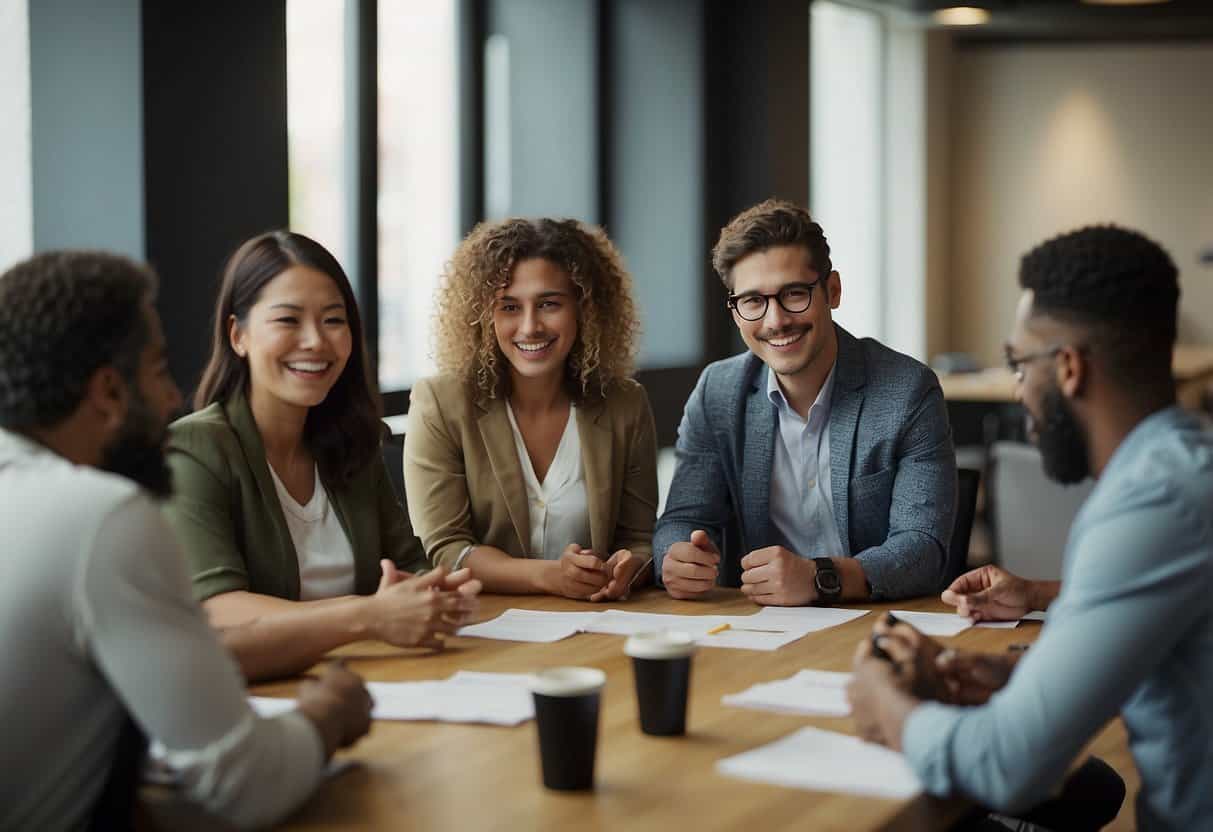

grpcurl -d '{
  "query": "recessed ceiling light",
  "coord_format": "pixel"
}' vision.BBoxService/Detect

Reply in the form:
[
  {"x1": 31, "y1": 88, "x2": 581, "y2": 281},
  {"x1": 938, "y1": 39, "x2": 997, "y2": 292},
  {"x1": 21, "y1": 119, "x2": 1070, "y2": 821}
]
[{"x1": 932, "y1": 6, "x2": 992, "y2": 25}]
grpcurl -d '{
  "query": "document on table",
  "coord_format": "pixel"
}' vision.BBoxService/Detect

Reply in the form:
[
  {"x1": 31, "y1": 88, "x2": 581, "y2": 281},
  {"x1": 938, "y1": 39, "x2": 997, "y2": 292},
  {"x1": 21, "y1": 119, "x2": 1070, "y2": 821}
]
[
  {"x1": 888, "y1": 610, "x2": 978, "y2": 636},
  {"x1": 889, "y1": 610, "x2": 1031, "y2": 635},
  {"x1": 248, "y1": 672, "x2": 536, "y2": 727},
  {"x1": 457, "y1": 608, "x2": 602, "y2": 642},
  {"x1": 458, "y1": 606, "x2": 868, "y2": 651},
  {"x1": 717, "y1": 726, "x2": 923, "y2": 800},
  {"x1": 746, "y1": 606, "x2": 870, "y2": 631},
  {"x1": 585, "y1": 609, "x2": 818, "y2": 651},
  {"x1": 722, "y1": 669, "x2": 852, "y2": 717}
]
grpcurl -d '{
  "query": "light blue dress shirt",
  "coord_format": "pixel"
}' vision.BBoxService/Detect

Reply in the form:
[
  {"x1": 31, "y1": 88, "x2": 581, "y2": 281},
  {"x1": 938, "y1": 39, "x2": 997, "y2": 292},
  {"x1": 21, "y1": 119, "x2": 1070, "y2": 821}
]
[
  {"x1": 902, "y1": 407, "x2": 1213, "y2": 830},
  {"x1": 766, "y1": 364, "x2": 846, "y2": 560}
]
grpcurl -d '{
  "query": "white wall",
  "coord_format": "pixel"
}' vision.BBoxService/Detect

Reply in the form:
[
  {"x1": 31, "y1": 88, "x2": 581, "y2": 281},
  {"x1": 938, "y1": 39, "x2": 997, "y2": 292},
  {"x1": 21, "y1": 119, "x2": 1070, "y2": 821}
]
[
  {"x1": 950, "y1": 42, "x2": 1213, "y2": 364},
  {"x1": 0, "y1": 0, "x2": 32, "y2": 269}
]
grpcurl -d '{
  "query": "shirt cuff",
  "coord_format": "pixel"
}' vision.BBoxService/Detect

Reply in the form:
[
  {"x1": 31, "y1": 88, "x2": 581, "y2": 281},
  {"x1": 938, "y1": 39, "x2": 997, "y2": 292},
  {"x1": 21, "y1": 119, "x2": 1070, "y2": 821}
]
[
  {"x1": 902, "y1": 701, "x2": 965, "y2": 798},
  {"x1": 453, "y1": 544, "x2": 476, "y2": 571}
]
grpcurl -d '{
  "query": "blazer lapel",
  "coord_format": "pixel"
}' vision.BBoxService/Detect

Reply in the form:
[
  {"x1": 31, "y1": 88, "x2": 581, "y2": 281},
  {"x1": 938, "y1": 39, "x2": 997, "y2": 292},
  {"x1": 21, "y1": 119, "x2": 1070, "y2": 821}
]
[
  {"x1": 477, "y1": 399, "x2": 531, "y2": 555},
  {"x1": 326, "y1": 476, "x2": 378, "y2": 594},
  {"x1": 741, "y1": 367, "x2": 776, "y2": 548},
  {"x1": 576, "y1": 398, "x2": 614, "y2": 556},
  {"x1": 828, "y1": 325, "x2": 866, "y2": 556},
  {"x1": 226, "y1": 392, "x2": 302, "y2": 599}
]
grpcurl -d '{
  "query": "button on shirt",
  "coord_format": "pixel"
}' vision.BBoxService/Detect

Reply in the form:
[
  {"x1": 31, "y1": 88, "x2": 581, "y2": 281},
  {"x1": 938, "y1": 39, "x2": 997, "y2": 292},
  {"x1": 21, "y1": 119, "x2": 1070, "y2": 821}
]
[
  {"x1": 506, "y1": 403, "x2": 592, "y2": 560},
  {"x1": 902, "y1": 407, "x2": 1213, "y2": 830},
  {"x1": 767, "y1": 364, "x2": 845, "y2": 560}
]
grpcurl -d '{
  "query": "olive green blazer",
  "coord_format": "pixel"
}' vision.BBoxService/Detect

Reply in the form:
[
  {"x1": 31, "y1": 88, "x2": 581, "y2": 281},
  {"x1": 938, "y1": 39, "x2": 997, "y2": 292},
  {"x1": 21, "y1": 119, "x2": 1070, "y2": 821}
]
[
  {"x1": 164, "y1": 393, "x2": 427, "y2": 603},
  {"x1": 403, "y1": 375, "x2": 658, "y2": 569}
]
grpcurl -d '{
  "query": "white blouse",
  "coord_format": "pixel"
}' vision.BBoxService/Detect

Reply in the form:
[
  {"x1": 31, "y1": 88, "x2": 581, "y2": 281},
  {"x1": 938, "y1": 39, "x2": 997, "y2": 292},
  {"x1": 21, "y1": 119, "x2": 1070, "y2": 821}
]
[
  {"x1": 505, "y1": 403, "x2": 592, "y2": 560},
  {"x1": 267, "y1": 462, "x2": 357, "y2": 600}
]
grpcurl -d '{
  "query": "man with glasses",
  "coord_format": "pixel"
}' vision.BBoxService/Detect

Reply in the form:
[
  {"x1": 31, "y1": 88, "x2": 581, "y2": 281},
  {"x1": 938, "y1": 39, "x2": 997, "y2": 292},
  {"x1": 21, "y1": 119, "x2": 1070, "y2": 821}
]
[
  {"x1": 847, "y1": 226, "x2": 1212, "y2": 830},
  {"x1": 654, "y1": 199, "x2": 956, "y2": 604}
]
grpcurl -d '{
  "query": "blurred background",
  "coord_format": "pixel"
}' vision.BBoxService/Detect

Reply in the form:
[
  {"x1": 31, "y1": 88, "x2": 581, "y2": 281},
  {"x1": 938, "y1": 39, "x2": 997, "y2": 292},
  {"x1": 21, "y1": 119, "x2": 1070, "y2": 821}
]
[{"x1": 4, "y1": 1, "x2": 1213, "y2": 542}]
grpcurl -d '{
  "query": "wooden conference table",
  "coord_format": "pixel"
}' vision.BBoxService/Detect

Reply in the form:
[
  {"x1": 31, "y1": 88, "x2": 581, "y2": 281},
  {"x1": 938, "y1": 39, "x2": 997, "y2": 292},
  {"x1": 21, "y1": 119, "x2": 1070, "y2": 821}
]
[{"x1": 191, "y1": 588, "x2": 1128, "y2": 832}]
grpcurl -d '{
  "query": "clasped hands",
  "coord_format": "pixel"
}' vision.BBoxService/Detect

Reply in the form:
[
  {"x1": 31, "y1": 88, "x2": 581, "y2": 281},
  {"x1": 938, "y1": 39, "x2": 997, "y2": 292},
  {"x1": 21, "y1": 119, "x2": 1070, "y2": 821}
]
[
  {"x1": 847, "y1": 563, "x2": 1040, "y2": 746},
  {"x1": 366, "y1": 559, "x2": 482, "y2": 649},
  {"x1": 545, "y1": 544, "x2": 649, "y2": 602},
  {"x1": 662, "y1": 530, "x2": 820, "y2": 605}
]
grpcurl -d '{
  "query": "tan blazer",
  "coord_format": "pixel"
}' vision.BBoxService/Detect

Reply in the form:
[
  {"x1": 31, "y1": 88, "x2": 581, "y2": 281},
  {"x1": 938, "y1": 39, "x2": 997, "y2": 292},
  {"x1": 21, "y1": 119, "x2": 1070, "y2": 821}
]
[{"x1": 404, "y1": 375, "x2": 658, "y2": 569}]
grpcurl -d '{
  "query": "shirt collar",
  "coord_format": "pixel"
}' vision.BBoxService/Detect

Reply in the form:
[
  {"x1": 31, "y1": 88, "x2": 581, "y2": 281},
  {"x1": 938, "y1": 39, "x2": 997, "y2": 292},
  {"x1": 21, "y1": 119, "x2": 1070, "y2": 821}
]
[
  {"x1": 766, "y1": 361, "x2": 838, "y2": 422},
  {"x1": 0, "y1": 427, "x2": 56, "y2": 468},
  {"x1": 1098, "y1": 405, "x2": 1188, "y2": 482}
]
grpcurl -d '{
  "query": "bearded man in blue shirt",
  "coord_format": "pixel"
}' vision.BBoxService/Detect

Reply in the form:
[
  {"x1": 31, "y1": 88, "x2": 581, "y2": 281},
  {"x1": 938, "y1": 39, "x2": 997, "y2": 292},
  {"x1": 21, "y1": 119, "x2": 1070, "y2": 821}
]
[{"x1": 847, "y1": 226, "x2": 1213, "y2": 831}]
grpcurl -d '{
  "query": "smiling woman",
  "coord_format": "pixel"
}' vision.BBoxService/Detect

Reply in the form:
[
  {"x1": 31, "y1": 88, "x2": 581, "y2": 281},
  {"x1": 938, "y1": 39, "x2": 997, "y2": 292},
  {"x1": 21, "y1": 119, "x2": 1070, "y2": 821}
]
[
  {"x1": 162, "y1": 231, "x2": 481, "y2": 683},
  {"x1": 404, "y1": 218, "x2": 659, "y2": 604}
]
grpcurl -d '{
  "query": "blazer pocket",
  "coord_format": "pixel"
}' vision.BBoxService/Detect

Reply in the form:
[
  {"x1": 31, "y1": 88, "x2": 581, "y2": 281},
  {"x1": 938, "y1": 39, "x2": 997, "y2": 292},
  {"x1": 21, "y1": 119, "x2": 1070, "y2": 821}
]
[{"x1": 849, "y1": 466, "x2": 895, "y2": 550}]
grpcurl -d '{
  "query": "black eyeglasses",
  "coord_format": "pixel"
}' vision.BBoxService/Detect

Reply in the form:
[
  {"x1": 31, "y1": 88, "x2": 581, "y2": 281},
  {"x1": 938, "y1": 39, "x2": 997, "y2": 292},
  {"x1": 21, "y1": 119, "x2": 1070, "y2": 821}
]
[
  {"x1": 727, "y1": 278, "x2": 824, "y2": 322},
  {"x1": 1003, "y1": 344, "x2": 1066, "y2": 382}
]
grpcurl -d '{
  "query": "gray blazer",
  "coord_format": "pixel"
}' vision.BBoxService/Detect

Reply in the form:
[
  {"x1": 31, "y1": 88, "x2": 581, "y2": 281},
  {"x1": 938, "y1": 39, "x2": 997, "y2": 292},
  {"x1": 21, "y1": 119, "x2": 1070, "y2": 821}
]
[{"x1": 653, "y1": 325, "x2": 956, "y2": 600}]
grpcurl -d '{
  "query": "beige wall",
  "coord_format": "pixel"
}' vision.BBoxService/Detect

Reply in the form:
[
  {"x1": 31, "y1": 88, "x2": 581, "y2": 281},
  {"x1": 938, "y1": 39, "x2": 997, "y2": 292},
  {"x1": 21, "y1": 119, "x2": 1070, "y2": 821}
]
[{"x1": 948, "y1": 42, "x2": 1213, "y2": 366}]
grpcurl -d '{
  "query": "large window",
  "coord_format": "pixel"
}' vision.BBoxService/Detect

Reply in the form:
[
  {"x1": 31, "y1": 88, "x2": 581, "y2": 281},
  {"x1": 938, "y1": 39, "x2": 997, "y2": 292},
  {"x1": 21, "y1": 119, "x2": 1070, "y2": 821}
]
[
  {"x1": 286, "y1": 1, "x2": 349, "y2": 269},
  {"x1": 378, "y1": 1, "x2": 461, "y2": 390},
  {"x1": 288, "y1": 0, "x2": 461, "y2": 395},
  {"x1": 810, "y1": 0, "x2": 884, "y2": 340}
]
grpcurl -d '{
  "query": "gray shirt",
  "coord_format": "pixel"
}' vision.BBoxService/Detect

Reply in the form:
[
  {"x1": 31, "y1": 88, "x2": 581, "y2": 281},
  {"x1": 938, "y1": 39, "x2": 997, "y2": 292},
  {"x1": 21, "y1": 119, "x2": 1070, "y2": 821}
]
[
  {"x1": 0, "y1": 430, "x2": 325, "y2": 830},
  {"x1": 766, "y1": 364, "x2": 845, "y2": 560},
  {"x1": 902, "y1": 407, "x2": 1213, "y2": 830}
]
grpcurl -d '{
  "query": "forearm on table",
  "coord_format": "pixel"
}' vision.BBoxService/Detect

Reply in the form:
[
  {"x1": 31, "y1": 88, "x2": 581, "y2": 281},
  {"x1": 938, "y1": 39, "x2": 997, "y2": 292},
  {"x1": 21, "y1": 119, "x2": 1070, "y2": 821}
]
[
  {"x1": 830, "y1": 556, "x2": 871, "y2": 602},
  {"x1": 207, "y1": 592, "x2": 374, "y2": 682},
  {"x1": 463, "y1": 546, "x2": 555, "y2": 594},
  {"x1": 854, "y1": 533, "x2": 947, "y2": 600}
]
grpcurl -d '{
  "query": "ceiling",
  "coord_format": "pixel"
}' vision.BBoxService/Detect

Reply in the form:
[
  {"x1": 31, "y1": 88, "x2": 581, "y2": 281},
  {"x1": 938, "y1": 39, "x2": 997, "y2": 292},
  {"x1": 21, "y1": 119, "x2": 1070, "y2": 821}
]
[{"x1": 859, "y1": 0, "x2": 1213, "y2": 39}]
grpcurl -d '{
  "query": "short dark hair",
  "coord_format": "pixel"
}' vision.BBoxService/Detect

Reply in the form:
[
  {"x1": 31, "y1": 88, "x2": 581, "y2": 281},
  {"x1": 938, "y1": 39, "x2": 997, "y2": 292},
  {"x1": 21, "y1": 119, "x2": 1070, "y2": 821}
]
[
  {"x1": 712, "y1": 199, "x2": 833, "y2": 290},
  {"x1": 1019, "y1": 225, "x2": 1180, "y2": 392},
  {"x1": 194, "y1": 231, "x2": 382, "y2": 488},
  {"x1": 0, "y1": 250, "x2": 155, "y2": 430}
]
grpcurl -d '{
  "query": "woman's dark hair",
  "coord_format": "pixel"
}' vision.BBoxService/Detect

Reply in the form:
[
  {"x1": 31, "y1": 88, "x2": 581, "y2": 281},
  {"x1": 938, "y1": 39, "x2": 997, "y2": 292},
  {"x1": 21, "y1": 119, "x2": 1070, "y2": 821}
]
[{"x1": 195, "y1": 231, "x2": 383, "y2": 487}]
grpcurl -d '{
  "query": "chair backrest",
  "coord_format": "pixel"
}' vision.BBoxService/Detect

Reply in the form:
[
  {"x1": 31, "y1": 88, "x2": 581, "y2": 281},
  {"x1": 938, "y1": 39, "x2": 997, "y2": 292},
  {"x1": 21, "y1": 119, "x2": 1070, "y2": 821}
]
[
  {"x1": 989, "y1": 441, "x2": 1094, "y2": 581},
  {"x1": 381, "y1": 438, "x2": 406, "y2": 505},
  {"x1": 945, "y1": 468, "x2": 981, "y2": 585}
]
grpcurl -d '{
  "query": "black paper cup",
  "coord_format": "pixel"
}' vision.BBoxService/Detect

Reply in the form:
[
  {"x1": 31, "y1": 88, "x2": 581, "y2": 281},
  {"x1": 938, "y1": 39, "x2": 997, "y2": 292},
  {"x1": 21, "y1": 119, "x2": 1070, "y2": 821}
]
[
  {"x1": 530, "y1": 667, "x2": 606, "y2": 790},
  {"x1": 625, "y1": 630, "x2": 696, "y2": 736}
]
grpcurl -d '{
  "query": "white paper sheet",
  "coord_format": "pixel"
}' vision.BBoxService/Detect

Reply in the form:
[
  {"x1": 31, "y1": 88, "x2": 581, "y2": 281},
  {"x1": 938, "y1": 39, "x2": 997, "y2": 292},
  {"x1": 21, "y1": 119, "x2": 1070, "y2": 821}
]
[
  {"x1": 716, "y1": 726, "x2": 922, "y2": 799},
  {"x1": 248, "y1": 672, "x2": 536, "y2": 727},
  {"x1": 747, "y1": 606, "x2": 871, "y2": 631},
  {"x1": 456, "y1": 608, "x2": 601, "y2": 642},
  {"x1": 584, "y1": 609, "x2": 817, "y2": 651},
  {"x1": 722, "y1": 669, "x2": 853, "y2": 717},
  {"x1": 1022, "y1": 610, "x2": 1047, "y2": 621},
  {"x1": 248, "y1": 696, "x2": 297, "y2": 718},
  {"x1": 974, "y1": 619, "x2": 1020, "y2": 629},
  {"x1": 582, "y1": 609, "x2": 738, "y2": 637},
  {"x1": 887, "y1": 610, "x2": 977, "y2": 636}
]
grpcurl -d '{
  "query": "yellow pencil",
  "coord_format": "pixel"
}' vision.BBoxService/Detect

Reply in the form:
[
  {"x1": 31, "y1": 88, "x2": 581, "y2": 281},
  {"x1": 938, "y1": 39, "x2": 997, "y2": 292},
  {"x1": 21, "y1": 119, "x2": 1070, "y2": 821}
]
[{"x1": 706, "y1": 623, "x2": 731, "y2": 635}]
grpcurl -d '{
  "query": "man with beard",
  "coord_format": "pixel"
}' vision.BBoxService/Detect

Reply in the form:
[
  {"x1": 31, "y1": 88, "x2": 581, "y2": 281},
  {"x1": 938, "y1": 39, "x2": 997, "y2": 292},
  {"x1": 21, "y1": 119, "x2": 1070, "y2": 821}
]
[
  {"x1": 655, "y1": 199, "x2": 956, "y2": 604},
  {"x1": 846, "y1": 226, "x2": 1213, "y2": 830},
  {"x1": 0, "y1": 251, "x2": 373, "y2": 829}
]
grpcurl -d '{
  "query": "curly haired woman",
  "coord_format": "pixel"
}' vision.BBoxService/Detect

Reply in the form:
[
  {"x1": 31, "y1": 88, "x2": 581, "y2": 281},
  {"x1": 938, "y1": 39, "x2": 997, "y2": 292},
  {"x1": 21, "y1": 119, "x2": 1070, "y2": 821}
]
[{"x1": 404, "y1": 217, "x2": 658, "y2": 600}]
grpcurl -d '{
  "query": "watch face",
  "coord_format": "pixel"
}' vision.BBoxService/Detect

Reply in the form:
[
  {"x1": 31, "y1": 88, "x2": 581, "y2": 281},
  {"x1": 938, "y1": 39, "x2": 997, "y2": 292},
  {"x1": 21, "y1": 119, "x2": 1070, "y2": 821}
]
[{"x1": 816, "y1": 570, "x2": 842, "y2": 593}]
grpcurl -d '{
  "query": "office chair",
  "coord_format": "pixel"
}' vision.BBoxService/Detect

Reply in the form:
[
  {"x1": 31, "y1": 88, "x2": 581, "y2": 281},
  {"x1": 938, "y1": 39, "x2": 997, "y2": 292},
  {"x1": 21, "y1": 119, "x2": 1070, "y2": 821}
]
[{"x1": 945, "y1": 468, "x2": 981, "y2": 586}]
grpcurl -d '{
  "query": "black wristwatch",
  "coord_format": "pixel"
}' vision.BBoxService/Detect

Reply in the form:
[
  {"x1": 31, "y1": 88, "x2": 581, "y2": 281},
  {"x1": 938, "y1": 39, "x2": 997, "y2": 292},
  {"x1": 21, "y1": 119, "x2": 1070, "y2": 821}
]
[{"x1": 812, "y1": 557, "x2": 842, "y2": 604}]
